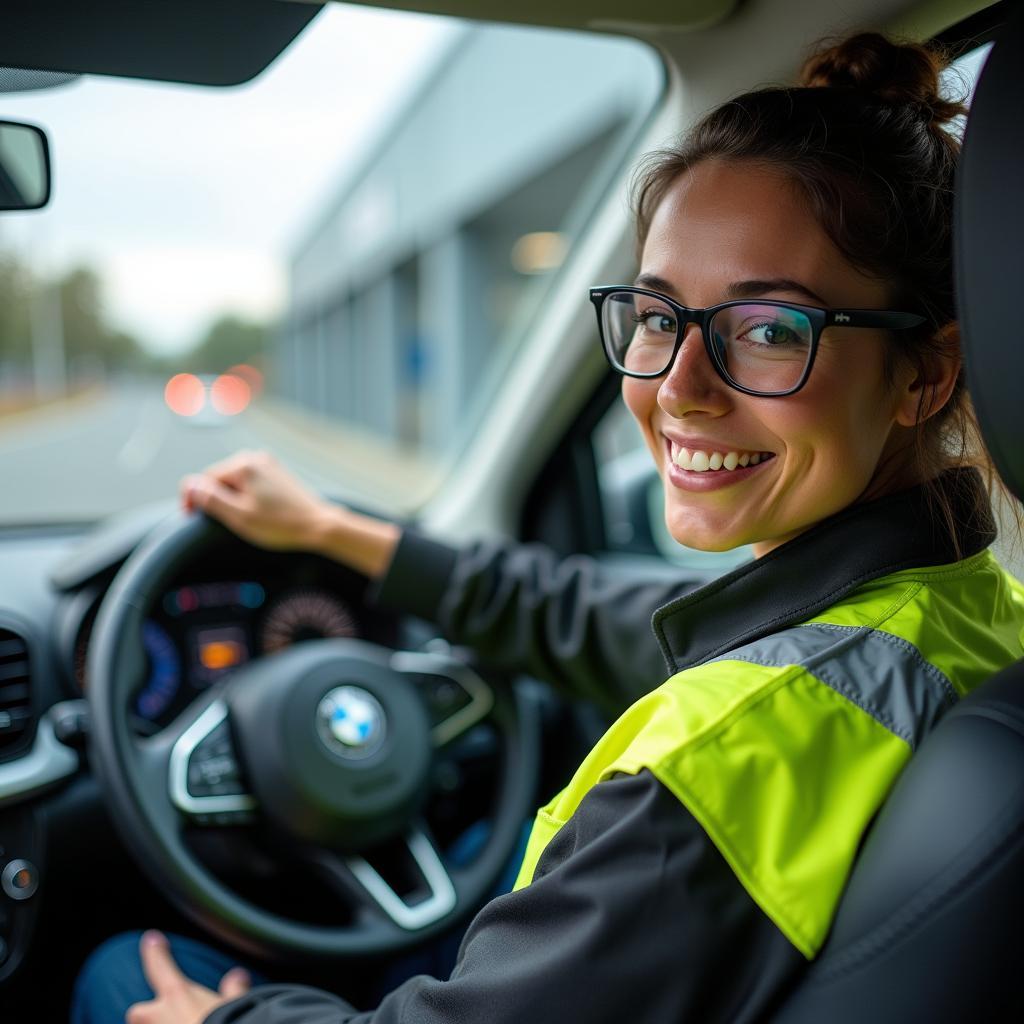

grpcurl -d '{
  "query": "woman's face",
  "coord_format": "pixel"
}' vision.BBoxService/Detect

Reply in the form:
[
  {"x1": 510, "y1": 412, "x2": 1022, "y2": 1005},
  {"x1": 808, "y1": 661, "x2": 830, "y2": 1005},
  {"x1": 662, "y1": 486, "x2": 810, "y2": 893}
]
[{"x1": 623, "y1": 160, "x2": 918, "y2": 557}]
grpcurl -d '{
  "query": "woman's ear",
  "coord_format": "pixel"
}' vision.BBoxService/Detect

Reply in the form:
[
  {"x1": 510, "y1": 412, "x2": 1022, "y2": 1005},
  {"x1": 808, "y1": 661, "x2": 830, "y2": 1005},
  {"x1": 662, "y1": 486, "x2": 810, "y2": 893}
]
[{"x1": 893, "y1": 322, "x2": 962, "y2": 427}]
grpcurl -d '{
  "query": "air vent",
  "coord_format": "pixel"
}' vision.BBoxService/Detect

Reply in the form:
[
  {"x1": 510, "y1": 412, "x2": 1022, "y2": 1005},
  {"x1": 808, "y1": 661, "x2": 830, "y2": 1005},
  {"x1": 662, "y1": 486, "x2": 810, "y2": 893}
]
[{"x1": 0, "y1": 629, "x2": 33, "y2": 761}]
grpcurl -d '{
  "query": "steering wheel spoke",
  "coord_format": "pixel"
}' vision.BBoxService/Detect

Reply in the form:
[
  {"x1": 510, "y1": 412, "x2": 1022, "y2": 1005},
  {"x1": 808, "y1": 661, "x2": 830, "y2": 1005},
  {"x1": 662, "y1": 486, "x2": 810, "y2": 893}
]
[
  {"x1": 312, "y1": 826, "x2": 458, "y2": 932},
  {"x1": 391, "y1": 650, "x2": 495, "y2": 749},
  {"x1": 161, "y1": 695, "x2": 257, "y2": 826}
]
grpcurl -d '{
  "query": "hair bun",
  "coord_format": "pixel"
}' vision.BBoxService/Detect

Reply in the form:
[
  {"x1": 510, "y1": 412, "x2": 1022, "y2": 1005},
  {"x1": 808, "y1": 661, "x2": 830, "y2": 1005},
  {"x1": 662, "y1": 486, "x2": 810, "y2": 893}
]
[{"x1": 799, "y1": 32, "x2": 966, "y2": 129}]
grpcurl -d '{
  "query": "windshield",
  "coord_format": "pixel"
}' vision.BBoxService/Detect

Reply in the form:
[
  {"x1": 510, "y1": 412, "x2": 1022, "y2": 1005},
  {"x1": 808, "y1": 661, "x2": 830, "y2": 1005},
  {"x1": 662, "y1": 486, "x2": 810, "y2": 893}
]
[{"x1": 0, "y1": 5, "x2": 662, "y2": 524}]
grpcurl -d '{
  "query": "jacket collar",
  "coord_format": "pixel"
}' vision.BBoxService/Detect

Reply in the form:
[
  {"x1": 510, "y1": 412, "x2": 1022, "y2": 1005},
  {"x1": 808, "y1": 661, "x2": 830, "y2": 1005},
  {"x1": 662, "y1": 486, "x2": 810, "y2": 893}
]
[{"x1": 651, "y1": 468, "x2": 995, "y2": 674}]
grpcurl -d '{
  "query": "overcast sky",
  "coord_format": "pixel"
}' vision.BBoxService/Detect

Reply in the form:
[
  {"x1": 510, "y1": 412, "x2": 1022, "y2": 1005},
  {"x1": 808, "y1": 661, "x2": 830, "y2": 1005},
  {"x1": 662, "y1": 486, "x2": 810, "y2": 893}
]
[{"x1": 0, "y1": 4, "x2": 456, "y2": 356}]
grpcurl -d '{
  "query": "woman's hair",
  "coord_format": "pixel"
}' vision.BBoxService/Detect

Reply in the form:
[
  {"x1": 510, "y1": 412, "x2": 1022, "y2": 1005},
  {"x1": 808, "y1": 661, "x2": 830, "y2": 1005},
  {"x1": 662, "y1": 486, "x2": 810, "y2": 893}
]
[{"x1": 632, "y1": 32, "x2": 1018, "y2": 555}]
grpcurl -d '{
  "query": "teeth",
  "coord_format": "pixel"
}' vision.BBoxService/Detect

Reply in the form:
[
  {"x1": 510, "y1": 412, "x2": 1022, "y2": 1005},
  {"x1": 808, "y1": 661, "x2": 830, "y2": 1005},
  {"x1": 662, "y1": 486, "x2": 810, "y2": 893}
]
[
  {"x1": 671, "y1": 444, "x2": 770, "y2": 473},
  {"x1": 673, "y1": 447, "x2": 692, "y2": 470}
]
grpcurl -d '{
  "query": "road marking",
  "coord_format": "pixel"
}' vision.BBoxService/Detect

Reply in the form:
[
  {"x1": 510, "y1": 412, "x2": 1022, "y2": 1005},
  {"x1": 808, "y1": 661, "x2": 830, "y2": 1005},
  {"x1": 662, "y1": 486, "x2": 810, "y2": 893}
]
[{"x1": 117, "y1": 399, "x2": 170, "y2": 473}]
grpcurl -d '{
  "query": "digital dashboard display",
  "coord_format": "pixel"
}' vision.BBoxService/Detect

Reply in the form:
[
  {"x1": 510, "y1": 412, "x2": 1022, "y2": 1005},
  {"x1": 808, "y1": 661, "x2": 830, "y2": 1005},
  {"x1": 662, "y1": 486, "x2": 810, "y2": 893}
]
[{"x1": 191, "y1": 625, "x2": 250, "y2": 686}]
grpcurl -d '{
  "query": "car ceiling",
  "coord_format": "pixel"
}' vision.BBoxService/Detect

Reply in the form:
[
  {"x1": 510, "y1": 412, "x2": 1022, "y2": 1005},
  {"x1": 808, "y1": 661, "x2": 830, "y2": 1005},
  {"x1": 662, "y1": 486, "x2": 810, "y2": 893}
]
[
  {"x1": 0, "y1": 0, "x2": 738, "y2": 87},
  {"x1": 0, "y1": 0, "x2": 998, "y2": 91}
]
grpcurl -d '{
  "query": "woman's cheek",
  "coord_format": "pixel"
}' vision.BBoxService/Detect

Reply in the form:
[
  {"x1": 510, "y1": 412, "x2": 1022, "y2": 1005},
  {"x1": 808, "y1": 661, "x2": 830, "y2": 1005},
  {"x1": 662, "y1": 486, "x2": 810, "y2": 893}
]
[{"x1": 620, "y1": 379, "x2": 661, "y2": 460}]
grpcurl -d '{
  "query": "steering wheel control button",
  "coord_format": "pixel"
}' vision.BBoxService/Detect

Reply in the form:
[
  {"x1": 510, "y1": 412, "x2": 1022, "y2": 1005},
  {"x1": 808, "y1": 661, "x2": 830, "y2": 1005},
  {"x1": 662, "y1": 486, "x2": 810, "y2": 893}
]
[
  {"x1": 390, "y1": 651, "x2": 495, "y2": 747},
  {"x1": 169, "y1": 700, "x2": 257, "y2": 818},
  {"x1": 187, "y1": 720, "x2": 247, "y2": 797},
  {"x1": 1, "y1": 860, "x2": 38, "y2": 900},
  {"x1": 420, "y1": 675, "x2": 474, "y2": 724},
  {"x1": 316, "y1": 686, "x2": 386, "y2": 760}
]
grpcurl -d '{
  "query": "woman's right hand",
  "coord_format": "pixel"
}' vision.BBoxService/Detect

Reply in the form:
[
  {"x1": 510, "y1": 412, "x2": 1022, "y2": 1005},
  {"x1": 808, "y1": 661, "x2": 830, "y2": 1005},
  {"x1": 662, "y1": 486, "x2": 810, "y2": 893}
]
[
  {"x1": 179, "y1": 449, "x2": 402, "y2": 579},
  {"x1": 180, "y1": 449, "x2": 336, "y2": 553}
]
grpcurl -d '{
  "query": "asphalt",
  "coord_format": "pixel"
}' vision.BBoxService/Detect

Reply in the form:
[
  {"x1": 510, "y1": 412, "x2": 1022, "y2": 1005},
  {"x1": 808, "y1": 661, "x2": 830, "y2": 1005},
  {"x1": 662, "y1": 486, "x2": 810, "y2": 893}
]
[{"x1": 0, "y1": 381, "x2": 440, "y2": 525}]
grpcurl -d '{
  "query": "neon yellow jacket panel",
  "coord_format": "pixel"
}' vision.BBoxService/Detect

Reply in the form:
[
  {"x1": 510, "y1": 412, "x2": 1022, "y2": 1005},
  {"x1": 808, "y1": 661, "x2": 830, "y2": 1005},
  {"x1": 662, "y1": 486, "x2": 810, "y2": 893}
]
[{"x1": 514, "y1": 549, "x2": 1024, "y2": 959}]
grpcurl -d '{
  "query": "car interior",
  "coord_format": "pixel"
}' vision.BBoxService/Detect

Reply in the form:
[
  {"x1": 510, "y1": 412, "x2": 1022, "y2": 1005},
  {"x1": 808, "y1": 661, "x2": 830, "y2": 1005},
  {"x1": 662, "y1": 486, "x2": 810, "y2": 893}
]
[{"x1": 0, "y1": 0, "x2": 1020, "y2": 1020}]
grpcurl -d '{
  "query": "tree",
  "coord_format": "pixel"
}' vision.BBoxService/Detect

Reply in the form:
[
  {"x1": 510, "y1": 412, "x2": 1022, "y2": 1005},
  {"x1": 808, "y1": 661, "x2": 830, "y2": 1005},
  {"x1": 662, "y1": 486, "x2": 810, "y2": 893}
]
[
  {"x1": 0, "y1": 251, "x2": 33, "y2": 364},
  {"x1": 182, "y1": 314, "x2": 270, "y2": 374},
  {"x1": 57, "y1": 265, "x2": 147, "y2": 370}
]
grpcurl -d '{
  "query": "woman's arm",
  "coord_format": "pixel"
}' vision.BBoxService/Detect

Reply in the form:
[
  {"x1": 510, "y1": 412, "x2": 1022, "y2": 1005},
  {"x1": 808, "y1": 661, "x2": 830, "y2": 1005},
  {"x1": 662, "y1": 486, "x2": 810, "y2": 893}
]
[
  {"x1": 372, "y1": 530, "x2": 700, "y2": 714},
  {"x1": 182, "y1": 451, "x2": 700, "y2": 714}
]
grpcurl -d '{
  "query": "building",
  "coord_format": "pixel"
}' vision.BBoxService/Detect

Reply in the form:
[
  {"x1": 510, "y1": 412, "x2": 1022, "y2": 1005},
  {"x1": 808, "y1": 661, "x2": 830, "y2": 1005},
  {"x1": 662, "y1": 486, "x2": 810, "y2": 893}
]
[{"x1": 279, "y1": 22, "x2": 662, "y2": 457}]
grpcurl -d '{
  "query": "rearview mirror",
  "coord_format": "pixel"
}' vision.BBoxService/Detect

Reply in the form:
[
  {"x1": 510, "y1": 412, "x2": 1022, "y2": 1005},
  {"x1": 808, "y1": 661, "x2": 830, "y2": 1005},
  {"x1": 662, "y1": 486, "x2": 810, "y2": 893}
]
[{"x1": 0, "y1": 120, "x2": 51, "y2": 210}]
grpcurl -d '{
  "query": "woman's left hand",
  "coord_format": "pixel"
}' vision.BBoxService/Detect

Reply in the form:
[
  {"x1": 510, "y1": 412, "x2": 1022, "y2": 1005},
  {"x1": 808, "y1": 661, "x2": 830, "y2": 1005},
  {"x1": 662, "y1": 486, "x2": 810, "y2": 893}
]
[{"x1": 125, "y1": 931, "x2": 251, "y2": 1024}]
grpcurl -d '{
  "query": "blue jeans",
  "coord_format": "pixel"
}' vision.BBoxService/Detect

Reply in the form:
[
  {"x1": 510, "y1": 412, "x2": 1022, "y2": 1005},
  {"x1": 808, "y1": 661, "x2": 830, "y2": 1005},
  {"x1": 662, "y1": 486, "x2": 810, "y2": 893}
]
[
  {"x1": 71, "y1": 821, "x2": 529, "y2": 1024},
  {"x1": 71, "y1": 931, "x2": 268, "y2": 1024}
]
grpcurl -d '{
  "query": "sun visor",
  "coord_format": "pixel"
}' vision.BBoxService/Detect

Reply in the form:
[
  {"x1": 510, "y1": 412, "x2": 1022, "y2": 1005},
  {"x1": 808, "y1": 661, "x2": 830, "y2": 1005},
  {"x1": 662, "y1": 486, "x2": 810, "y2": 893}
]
[
  {"x1": 0, "y1": 0, "x2": 322, "y2": 87},
  {"x1": 956, "y1": 3, "x2": 1024, "y2": 503}
]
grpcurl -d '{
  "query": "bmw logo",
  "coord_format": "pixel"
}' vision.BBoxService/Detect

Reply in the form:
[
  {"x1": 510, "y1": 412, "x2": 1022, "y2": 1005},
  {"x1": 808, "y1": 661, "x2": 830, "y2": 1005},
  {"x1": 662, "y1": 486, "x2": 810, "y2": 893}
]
[{"x1": 316, "y1": 686, "x2": 386, "y2": 760}]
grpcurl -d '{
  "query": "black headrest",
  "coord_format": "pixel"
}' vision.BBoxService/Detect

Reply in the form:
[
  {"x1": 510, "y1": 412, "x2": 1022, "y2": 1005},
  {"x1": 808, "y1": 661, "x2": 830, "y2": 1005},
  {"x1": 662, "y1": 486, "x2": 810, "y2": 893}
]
[{"x1": 956, "y1": 3, "x2": 1024, "y2": 504}]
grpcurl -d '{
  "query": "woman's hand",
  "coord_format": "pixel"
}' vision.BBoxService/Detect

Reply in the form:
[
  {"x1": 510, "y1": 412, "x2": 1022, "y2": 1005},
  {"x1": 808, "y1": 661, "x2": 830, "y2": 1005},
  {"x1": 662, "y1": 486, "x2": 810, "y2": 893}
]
[
  {"x1": 180, "y1": 449, "x2": 402, "y2": 579},
  {"x1": 125, "y1": 931, "x2": 249, "y2": 1024},
  {"x1": 180, "y1": 450, "x2": 335, "y2": 553}
]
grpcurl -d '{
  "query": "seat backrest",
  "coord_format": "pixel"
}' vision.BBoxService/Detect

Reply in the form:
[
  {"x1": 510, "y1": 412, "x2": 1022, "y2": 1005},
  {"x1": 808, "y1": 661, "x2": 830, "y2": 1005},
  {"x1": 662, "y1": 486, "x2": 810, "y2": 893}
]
[{"x1": 773, "y1": 8, "x2": 1024, "y2": 1021}]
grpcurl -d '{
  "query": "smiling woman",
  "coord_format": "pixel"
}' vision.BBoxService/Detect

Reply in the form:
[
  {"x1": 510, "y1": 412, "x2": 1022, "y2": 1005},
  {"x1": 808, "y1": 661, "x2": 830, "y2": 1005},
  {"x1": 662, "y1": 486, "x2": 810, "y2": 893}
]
[
  {"x1": 72, "y1": 27, "x2": 1024, "y2": 1024},
  {"x1": 620, "y1": 159, "x2": 953, "y2": 555}
]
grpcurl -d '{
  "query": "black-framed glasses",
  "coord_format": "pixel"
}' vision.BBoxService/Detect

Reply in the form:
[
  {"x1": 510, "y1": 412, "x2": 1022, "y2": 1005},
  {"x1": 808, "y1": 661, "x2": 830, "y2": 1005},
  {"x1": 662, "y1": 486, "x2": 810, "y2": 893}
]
[{"x1": 590, "y1": 285, "x2": 927, "y2": 397}]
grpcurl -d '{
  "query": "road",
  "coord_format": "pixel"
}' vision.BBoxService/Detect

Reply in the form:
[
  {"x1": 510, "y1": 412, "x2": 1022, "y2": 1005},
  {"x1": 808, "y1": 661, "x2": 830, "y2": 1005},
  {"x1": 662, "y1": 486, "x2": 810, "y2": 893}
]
[{"x1": 0, "y1": 381, "x2": 440, "y2": 524}]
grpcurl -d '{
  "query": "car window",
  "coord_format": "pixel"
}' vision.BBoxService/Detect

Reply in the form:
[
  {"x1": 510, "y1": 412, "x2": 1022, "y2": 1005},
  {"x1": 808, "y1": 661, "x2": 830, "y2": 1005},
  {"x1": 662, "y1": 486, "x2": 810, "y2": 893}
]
[{"x1": 0, "y1": 5, "x2": 662, "y2": 524}]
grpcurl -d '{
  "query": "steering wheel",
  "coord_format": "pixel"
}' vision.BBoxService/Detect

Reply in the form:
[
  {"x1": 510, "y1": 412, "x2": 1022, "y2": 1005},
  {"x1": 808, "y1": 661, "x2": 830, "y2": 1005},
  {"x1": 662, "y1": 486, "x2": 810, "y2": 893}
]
[{"x1": 86, "y1": 511, "x2": 541, "y2": 959}]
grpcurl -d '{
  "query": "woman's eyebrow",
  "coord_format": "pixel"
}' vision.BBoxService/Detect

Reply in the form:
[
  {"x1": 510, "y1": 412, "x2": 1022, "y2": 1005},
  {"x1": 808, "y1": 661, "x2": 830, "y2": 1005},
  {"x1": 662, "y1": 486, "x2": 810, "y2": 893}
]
[
  {"x1": 633, "y1": 273, "x2": 677, "y2": 294},
  {"x1": 633, "y1": 274, "x2": 829, "y2": 307},
  {"x1": 725, "y1": 278, "x2": 828, "y2": 305}
]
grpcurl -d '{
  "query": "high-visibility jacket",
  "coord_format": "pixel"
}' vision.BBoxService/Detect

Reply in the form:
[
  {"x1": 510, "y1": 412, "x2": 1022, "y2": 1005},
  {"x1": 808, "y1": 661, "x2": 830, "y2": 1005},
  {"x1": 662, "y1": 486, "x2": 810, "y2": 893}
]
[{"x1": 513, "y1": 542, "x2": 1024, "y2": 957}]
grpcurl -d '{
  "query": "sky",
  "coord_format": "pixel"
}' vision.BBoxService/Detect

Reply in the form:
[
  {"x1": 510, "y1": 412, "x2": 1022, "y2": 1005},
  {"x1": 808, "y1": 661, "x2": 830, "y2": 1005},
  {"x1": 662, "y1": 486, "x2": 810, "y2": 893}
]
[{"x1": 0, "y1": 4, "x2": 456, "y2": 356}]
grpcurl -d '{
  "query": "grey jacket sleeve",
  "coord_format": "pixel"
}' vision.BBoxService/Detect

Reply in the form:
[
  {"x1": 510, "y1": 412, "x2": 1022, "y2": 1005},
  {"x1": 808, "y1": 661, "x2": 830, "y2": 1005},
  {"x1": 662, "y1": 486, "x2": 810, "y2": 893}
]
[
  {"x1": 369, "y1": 531, "x2": 705, "y2": 716},
  {"x1": 203, "y1": 770, "x2": 804, "y2": 1024}
]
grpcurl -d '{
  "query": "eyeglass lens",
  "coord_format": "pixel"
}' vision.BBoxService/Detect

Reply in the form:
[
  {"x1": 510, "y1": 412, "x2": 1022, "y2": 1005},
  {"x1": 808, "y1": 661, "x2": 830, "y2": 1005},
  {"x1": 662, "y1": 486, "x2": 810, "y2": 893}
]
[{"x1": 602, "y1": 291, "x2": 813, "y2": 392}]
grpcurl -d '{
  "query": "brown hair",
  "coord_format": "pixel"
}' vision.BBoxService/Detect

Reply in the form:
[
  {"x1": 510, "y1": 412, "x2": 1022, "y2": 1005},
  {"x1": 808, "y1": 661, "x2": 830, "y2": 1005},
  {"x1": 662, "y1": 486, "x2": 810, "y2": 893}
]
[{"x1": 632, "y1": 32, "x2": 1019, "y2": 556}]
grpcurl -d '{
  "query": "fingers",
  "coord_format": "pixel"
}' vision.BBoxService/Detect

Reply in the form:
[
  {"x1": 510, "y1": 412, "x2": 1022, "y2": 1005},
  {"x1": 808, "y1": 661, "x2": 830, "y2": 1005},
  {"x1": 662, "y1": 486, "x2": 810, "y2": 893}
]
[
  {"x1": 138, "y1": 930, "x2": 185, "y2": 997},
  {"x1": 203, "y1": 449, "x2": 272, "y2": 490},
  {"x1": 218, "y1": 967, "x2": 251, "y2": 1000},
  {"x1": 184, "y1": 476, "x2": 251, "y2": 530},
  {"x1": 179, "y1": 450, "x2": 274, "y2": 513},
  {"x1": 125, "y1": 1002, "x2": 149, "y2": 1024}
]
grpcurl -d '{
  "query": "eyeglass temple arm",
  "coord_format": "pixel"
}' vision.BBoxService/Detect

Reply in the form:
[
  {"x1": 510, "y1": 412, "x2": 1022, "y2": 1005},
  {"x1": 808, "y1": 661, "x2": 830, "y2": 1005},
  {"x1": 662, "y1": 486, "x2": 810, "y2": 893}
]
[{"x1": 828, "y1": 310, "x2": 926, "y2": 330}]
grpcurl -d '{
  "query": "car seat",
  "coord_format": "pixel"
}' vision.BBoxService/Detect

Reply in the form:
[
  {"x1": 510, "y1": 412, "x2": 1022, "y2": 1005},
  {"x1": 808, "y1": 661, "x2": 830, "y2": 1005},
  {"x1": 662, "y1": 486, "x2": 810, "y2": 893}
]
[{"x1": 771, "y1": 7, "x2": 1024, "y2": 1021}]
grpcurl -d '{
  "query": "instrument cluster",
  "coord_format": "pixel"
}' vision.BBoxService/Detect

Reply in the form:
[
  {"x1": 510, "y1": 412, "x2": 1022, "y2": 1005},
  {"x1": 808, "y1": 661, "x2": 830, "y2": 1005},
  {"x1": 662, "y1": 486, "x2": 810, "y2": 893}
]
[{"x1": 70, "y1": 576, "x2": 363, "y2": 731}]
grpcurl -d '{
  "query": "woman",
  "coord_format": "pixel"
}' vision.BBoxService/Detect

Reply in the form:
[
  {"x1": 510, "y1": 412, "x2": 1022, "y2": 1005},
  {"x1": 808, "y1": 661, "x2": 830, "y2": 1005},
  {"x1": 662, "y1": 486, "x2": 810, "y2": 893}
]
[{"x1": 74, "y1": 31, "x2": 1024, "y2": 1024}]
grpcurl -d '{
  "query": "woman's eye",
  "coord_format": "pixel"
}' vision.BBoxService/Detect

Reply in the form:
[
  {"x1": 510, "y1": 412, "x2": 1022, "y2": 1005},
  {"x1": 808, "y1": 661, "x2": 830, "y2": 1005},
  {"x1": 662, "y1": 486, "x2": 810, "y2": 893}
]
[
  {"x1": 632, "y1": 308, "x2": 676, "y2": 336},
  {"x1": 740, "y1": 320, "x2": 800, "y2": 346}
]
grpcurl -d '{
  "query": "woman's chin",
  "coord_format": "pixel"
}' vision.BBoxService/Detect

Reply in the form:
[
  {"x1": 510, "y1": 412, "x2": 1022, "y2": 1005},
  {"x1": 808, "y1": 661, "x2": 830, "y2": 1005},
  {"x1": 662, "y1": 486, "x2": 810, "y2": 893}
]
[{"x1": 664, "y1": 515, "x2": 751, "y2": 553}]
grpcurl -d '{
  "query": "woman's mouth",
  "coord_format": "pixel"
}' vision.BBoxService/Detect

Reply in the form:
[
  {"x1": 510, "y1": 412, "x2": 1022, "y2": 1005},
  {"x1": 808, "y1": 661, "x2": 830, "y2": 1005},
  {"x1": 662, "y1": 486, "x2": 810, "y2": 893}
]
[{"x1": 667, "y1": 440, "x2": 775, "y2": 474}]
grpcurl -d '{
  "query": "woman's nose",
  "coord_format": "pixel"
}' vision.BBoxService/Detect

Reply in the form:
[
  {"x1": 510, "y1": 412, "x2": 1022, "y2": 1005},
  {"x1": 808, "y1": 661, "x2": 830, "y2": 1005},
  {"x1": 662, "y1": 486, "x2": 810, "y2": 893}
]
[{"x1": 657, "y1": 325, "x2": 730, "y2": 416}]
